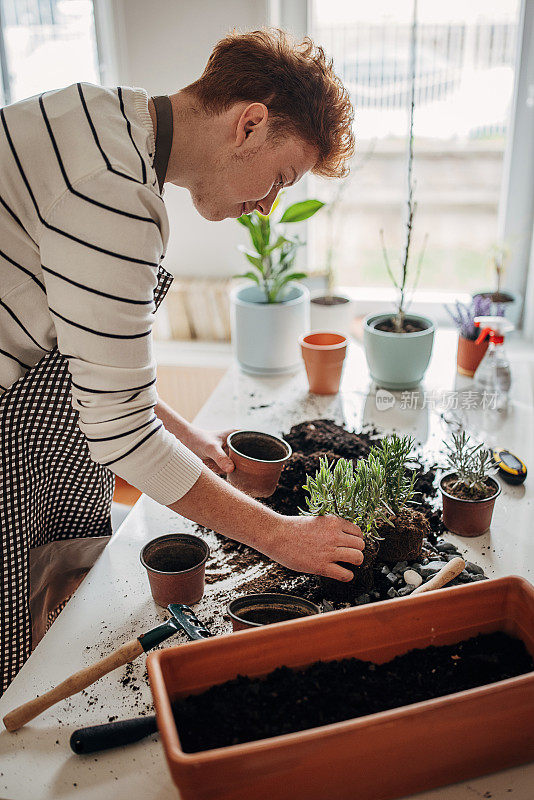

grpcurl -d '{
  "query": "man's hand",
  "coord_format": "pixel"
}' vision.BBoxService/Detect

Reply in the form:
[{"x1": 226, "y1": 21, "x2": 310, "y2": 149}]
[
  {"x1": 265, "y1": 515, "x2": 365, "y2": 581},
  {"x1": 180, "y1": 425, "x2": 236, "y2": 474}
]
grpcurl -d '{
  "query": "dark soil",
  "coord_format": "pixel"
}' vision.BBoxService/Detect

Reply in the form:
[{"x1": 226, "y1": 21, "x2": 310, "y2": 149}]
[
  {"x1": 377, "y1": 508, "x2": 428, "y2": 563},
  {"x1": 173, "y1": 631, "x2": 533, "y2": 753},
  {"x1": 311, "y1": 295, "x2": 350, "y2": 306},
  {"x1": 321, "y1": 537, "x2": 380, "y2": 598},
  {"x1": 230, "y1": 431, "x2": 288, "y2": 461},
  {"x1": 375, "y1": 317, "x2": 428, "y2": 334},
  {"x1": 442, "y1": 475, "x2": 498, "y2": 501},
  {"x1": 144, "y1": 543, "x2": 203, "y2": 573},
  {"x1": 238, "y1": 607, "x2": 309, "y2": 625}
]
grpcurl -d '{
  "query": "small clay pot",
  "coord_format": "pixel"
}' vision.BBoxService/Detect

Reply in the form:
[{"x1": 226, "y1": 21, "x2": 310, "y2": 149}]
[
  {"x1": 140, "y1": 534, "x2": 209, "y2": 607},
  {"x1": 377, "y1": 509, "x2": 429, "y2": 563},
  {"x1": 321, "y1": 537, "x2": 379, "y2": 599},
  {"x1": 456, "y1": 334, "x2": 488, "y2": 377},
  {"x1": 227, "y1": 430, "x2": 291, "y2": 498},
  {"x1": 300, "y1": 332, "x2": 347, "y2": 394},
  {"x1": 228, "y1": 593, "x2": 321, "y2": 631},
  {"x1": 440, "y1": 473, "x2": 501, "y2": 537}
]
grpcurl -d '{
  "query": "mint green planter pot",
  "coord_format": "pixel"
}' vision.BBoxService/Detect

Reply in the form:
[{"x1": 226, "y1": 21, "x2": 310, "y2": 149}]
[{"x1": 363, "y1": 313, "x2": 435, "y2": 390}]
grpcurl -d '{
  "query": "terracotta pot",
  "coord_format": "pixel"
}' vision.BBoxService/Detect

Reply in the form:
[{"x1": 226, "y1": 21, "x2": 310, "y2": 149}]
[
  {"x1": 140, "y1": 534, "x2": 209, "y2": 607},
  {"x1": 456, "y1": 334, "x2": 488, "y2": 377},
  {"x1": 148, "y1": 576, "x2": 534, "y2": 800},
  {"x1": 440, "y1": 473, "x2": 501, "y2": 537},
  {"x1": 227, "y1": 430, "x2": 291, "y2": 498},
  {"x1": 300, "y1": 332, "x2": 347, "y2": 394},
  {"x1": 228, "y1": 594, "x2": 321, "y2": 631}
]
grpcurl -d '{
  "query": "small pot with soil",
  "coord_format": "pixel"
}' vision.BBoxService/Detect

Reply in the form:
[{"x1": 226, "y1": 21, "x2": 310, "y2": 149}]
[
  {"x1": 227, "y1": 430, "x2": 291, "y2": 497},
  {"x1": 228, "y1": 593, "x2": 321, "y2": 631},
  {"x1": 440, "y1": 474, "x2": 500, "y2": 537},
  {"x1": 363, "y1": 312, "x2": 435, "y2": 390},
  {"x1": 440, "y1": 431, "x2": 501, "y2": 537},
  {"x1": 140, "y1": 533, "x2": 209, "y2": 607},
  {"x1": 377, "y1": 508, "x2": 429, "y2": 563}
]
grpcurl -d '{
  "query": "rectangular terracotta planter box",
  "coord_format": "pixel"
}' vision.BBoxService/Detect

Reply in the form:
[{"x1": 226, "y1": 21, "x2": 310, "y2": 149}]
[{"x1": 147, "y1": 576, "x2": 534, "y2": 800}]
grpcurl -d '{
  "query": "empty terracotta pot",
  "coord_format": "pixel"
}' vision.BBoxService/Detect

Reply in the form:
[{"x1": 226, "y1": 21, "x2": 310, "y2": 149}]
[
  {"x1": 440, "y1": 473, "x2": 501, "y2": 537},
  {"x1": 456, "y1": 334, "x2": 488, "y2": 377},
  {"x1": 140, "y1": 534, "x2": 209, "y2": 607},
  {"x1": 227, "y1": 430, "x2": 291, "y2": 498},
  {"x1": 300, "y1": 332, "x2": 347, "y2": 394},
  {"x1": 228, "y1": 593, "x2": 321, "y2": 631}
]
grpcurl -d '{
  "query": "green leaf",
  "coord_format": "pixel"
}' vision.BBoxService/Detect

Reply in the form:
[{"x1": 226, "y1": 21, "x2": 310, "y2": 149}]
[
  {"x1": 279, "y1": 200, "x2": 325, "y2": 224},
  {"x1": 243, "y1": 252, "x2": 265, "y2": 272},
  {"x1": 233, "y1": 271, "x2": 260, "y2": 285}
]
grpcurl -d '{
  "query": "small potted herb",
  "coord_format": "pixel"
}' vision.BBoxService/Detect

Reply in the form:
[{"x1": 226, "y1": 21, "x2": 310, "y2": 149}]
[
  {"x1": 445, "y1": 295, "x2": 497, "y2": 377},
  {"x1": 372, "y1": 434, "x2": 429, "y2": 563},
  {"x1": 440, "y1": 432, "x2": 501, "y2": 537},
  {"x1": 231, "y1": 197, "x2": 324, "y2": 375},
  {"x1": 363, "y1": 2, "x2": 434, "y2": 389},
  {"x1": 301, "y1": 455, "x2": 386, "y2": 595}
]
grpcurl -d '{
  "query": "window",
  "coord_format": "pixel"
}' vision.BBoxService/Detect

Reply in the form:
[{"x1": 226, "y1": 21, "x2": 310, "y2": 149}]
[
  {"x1": 309, "y1": 0, "x2": 521, "y2": 294},
  {"x1": 0, "y1": 0, "x2": 100, "y2": 105}
]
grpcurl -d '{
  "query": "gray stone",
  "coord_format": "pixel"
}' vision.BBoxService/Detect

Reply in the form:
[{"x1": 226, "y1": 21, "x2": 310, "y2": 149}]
[
  {"x1": 436, "y1": 542, "x2": 458, "y2": 553},
  {"x1": 392, "y1": 561, "x2": 408, "y2": 573},
  {"x1": 381, "y1": 565, "x2": 391, "y2": 575},
  {"x1": 419, "y1": 560, "x2": 447, "y2": 578},
  {"x1": 465, "y1": 561, "x2": 484, "y2": 575},
  {"x1": 387, "y1": 587, "x2": 398, "y2": 598},
  {"x1": 386, "y1": 572, "x2": 398, "y2": 585},
  {"x1": 355, "y1": 593, "x2": 371, "y2": 605},
  {"x1": 398, "y1": 586, "x2": 414, "y2": 597},
  {"x1": 456, "y1": 570, "x2": 472, "y2": 583},
  {"x1": 470, "y1": 574, "x2": 488, "y2": 581}
]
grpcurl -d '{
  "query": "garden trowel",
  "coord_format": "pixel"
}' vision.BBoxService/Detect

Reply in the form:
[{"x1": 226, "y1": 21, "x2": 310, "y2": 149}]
[{"x1": 3, "y1": 604, "x2": 211, "y2": 732}]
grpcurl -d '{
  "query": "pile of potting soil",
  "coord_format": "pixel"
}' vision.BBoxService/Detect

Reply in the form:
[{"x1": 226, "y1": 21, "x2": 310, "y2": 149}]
[
  {"x1": 174, "y1": 631, "x2": 533, "y2": 752},
  {"x1": 203, "y1": 419, "x2": 487, "y2": 610}
]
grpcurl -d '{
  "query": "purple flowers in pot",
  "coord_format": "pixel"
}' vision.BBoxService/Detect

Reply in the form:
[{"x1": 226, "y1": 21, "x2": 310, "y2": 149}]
[{"x1": 444, "y1": 295, "x2": 503, "y2": 341}]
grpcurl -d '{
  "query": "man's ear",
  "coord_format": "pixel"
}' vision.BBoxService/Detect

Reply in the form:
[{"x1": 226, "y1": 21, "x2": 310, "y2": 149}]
[{"x1": 235, "y1": 103, "x2": 269, "y2": 147}]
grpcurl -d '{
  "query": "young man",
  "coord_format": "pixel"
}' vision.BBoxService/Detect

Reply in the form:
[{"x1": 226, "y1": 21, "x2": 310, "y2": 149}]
[{"x1": 0, "y1": 29, "x2": 359, "y2": 692}]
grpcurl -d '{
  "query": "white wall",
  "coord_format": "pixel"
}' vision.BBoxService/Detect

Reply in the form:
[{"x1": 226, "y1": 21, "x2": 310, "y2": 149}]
[{"x1": 100, "y1": 0, "x2": 270, "y2": 278}]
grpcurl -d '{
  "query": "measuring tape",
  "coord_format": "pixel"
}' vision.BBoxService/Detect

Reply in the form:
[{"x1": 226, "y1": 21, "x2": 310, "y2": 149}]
[{"x1": 491, "y1": 448, "x2": 527, "y2": 485}]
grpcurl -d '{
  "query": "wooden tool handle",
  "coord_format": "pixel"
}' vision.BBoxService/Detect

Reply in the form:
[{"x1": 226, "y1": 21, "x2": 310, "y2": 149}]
[
  {"x1": 3, "y1": 638, "x2": 144, "y2": 732},
  {"x1": 412, "y1": 557, "x2": 466, "y2": 595}
]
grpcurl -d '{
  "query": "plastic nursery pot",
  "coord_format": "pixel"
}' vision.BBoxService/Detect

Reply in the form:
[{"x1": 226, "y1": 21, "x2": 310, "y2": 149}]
[
  {"x1": 227, "y1": 430, "x2": 291, "y2": 498},
  {"x1": 300, "y1": 331, "x2": 348, "y2": 395},
  {"x1": 140, "y1": 534, "x2": 209, "y2": 607},
  {"x1": 363, "y1": 313, "x2": 435, "y2": 390},
  {"x1": 439, "y1": 473, "x2": 501, "y2": 537},
  {"x1": 456, "y1": 334, "x2": 489, "y2": 377},
  {"x1": 228, "y1": 593, "x2": 321, "y2": 632}
]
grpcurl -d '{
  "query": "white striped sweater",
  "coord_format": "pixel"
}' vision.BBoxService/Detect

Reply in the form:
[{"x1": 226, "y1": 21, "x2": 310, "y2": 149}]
[{"x1": 0, "y1": 82, "x2": 203, "y2": 506}]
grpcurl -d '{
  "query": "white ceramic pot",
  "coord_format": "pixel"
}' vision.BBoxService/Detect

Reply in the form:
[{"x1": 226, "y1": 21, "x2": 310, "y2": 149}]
[
  {"x1": 310, "y1": 293, "x2": 354, "y2": 338},
  {"x1": 230, "y1": 283, "x2": 310, "y2": 375}
]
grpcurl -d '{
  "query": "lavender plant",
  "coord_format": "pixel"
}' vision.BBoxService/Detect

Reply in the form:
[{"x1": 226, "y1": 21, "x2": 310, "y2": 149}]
[
  {"x1": 372, "y1": 434, "x2": 418, "y2": 517},
  {"x1": 444, "y1": 295, "x2": 494, "y2": 341},
  {"x1": 443, "y1": 431, "x2": 496, "y2": 498}
]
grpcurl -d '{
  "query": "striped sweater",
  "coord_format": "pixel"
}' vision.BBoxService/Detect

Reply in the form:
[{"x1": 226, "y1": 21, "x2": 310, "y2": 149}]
[{"x1": 0, "y1": 82, "x2": 203, "y2": 506}]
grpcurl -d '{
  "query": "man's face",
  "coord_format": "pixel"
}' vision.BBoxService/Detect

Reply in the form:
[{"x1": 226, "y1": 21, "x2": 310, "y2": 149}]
[{"x1": 187, "y1": 103, "x2": 318, "y2": 222}]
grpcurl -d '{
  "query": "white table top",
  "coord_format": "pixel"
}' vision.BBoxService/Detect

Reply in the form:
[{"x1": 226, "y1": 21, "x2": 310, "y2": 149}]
[{"x1": 1, "y1": 330, "x2": 533, "y2": 800}]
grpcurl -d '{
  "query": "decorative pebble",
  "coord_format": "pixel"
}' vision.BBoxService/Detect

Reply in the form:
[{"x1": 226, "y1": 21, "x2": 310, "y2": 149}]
[
  {"x1": 465, "y1": 561, "x2": 484, "y2": 575},
  {"x1": 386, "y1": 572, "x2": 398, "y2": 585},
  {"x1": 398, "y1": 586, "x2": 414, "y2": 596},
  {"x1": 436, "y1": 542, "x2": 458, "y2": 553},
  {"x1": 403, "y1": 569, "x2": 423, "y2": 588},
  {"x1": 387, "y1": 587, "x2": 398, "y2": 598},
  {"x1": 392, "y1": 561, "x2": 408, "y2": 573},
  {"x1": 419, "y1": 560, "x2": 447, "y2": 578},
  {"x1": 355, "y1": 593, "x2": 371, "y2": 605}
]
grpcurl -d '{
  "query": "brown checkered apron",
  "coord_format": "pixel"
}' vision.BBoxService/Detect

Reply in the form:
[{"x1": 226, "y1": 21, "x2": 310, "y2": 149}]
[{"x1": 0, "y1": 94, "x2": 174, "y2": 694}]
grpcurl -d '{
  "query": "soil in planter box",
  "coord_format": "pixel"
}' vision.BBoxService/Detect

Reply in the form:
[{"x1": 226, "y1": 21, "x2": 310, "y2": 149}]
[
  {"x1": 174, "y1": 631, "x2": 533, "y2": 753},
  {"x1": 442, "y1": 474, "x2": 497, "y2": 501}
]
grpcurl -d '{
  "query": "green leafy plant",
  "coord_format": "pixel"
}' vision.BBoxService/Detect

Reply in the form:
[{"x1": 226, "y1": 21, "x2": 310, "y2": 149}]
[
  {"x1": 301, "y1": 434, "x2": 419, "y2": 540},
  {"x1": 235, "y1": 197, "x2": 324, "y2": 303},
  {"x1": 443, "y1": 431, "x2": 495, "y2": 497},
  {"x1": 373, "y1": 434, "x2": 417, "y2": 517},
  {"x1": 301, "y1": 455, "x2": 389, "y2": 541}
]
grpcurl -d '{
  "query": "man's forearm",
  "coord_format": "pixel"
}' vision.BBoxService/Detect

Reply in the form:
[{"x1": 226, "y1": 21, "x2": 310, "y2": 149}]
[{"x1": 167, "y1": 467, "x2": 281, "y2": 556}]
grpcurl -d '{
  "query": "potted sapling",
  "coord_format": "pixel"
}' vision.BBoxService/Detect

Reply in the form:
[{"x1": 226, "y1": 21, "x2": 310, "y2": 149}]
[
  {"x1": 372, "y1": 434, "x2": 430, "y2": 562},
  {"x1": 363, "y1": 1, "x2": 434, "y2": 389},
  {"x1": 445, "y1": 295, "x2": 499, "y2": 377},
  {"x1": 301, "y1": 454, "x2": 386, "y2": 596},
  {"x1": 439, "y1": 431, "x2": 501, "y2": 537},
  {"x1": 231, "y1": 196, "x2": 324, "y2": 375}
]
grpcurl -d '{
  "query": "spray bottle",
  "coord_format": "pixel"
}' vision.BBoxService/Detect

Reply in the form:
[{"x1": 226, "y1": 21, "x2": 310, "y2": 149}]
[{"x1": 473, "y1": 316, "x2": 514, "y2": 408}]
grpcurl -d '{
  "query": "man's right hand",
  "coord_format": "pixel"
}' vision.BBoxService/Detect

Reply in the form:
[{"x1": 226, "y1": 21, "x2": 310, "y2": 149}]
[{"x1": 264, "y1": 514, "x2": 365, "y2": 582}]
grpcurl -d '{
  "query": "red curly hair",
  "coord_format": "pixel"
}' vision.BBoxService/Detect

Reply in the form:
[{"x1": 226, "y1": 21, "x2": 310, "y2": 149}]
[{"x1": 185, "y1": 28, "x2": 355, "y2": 179}]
